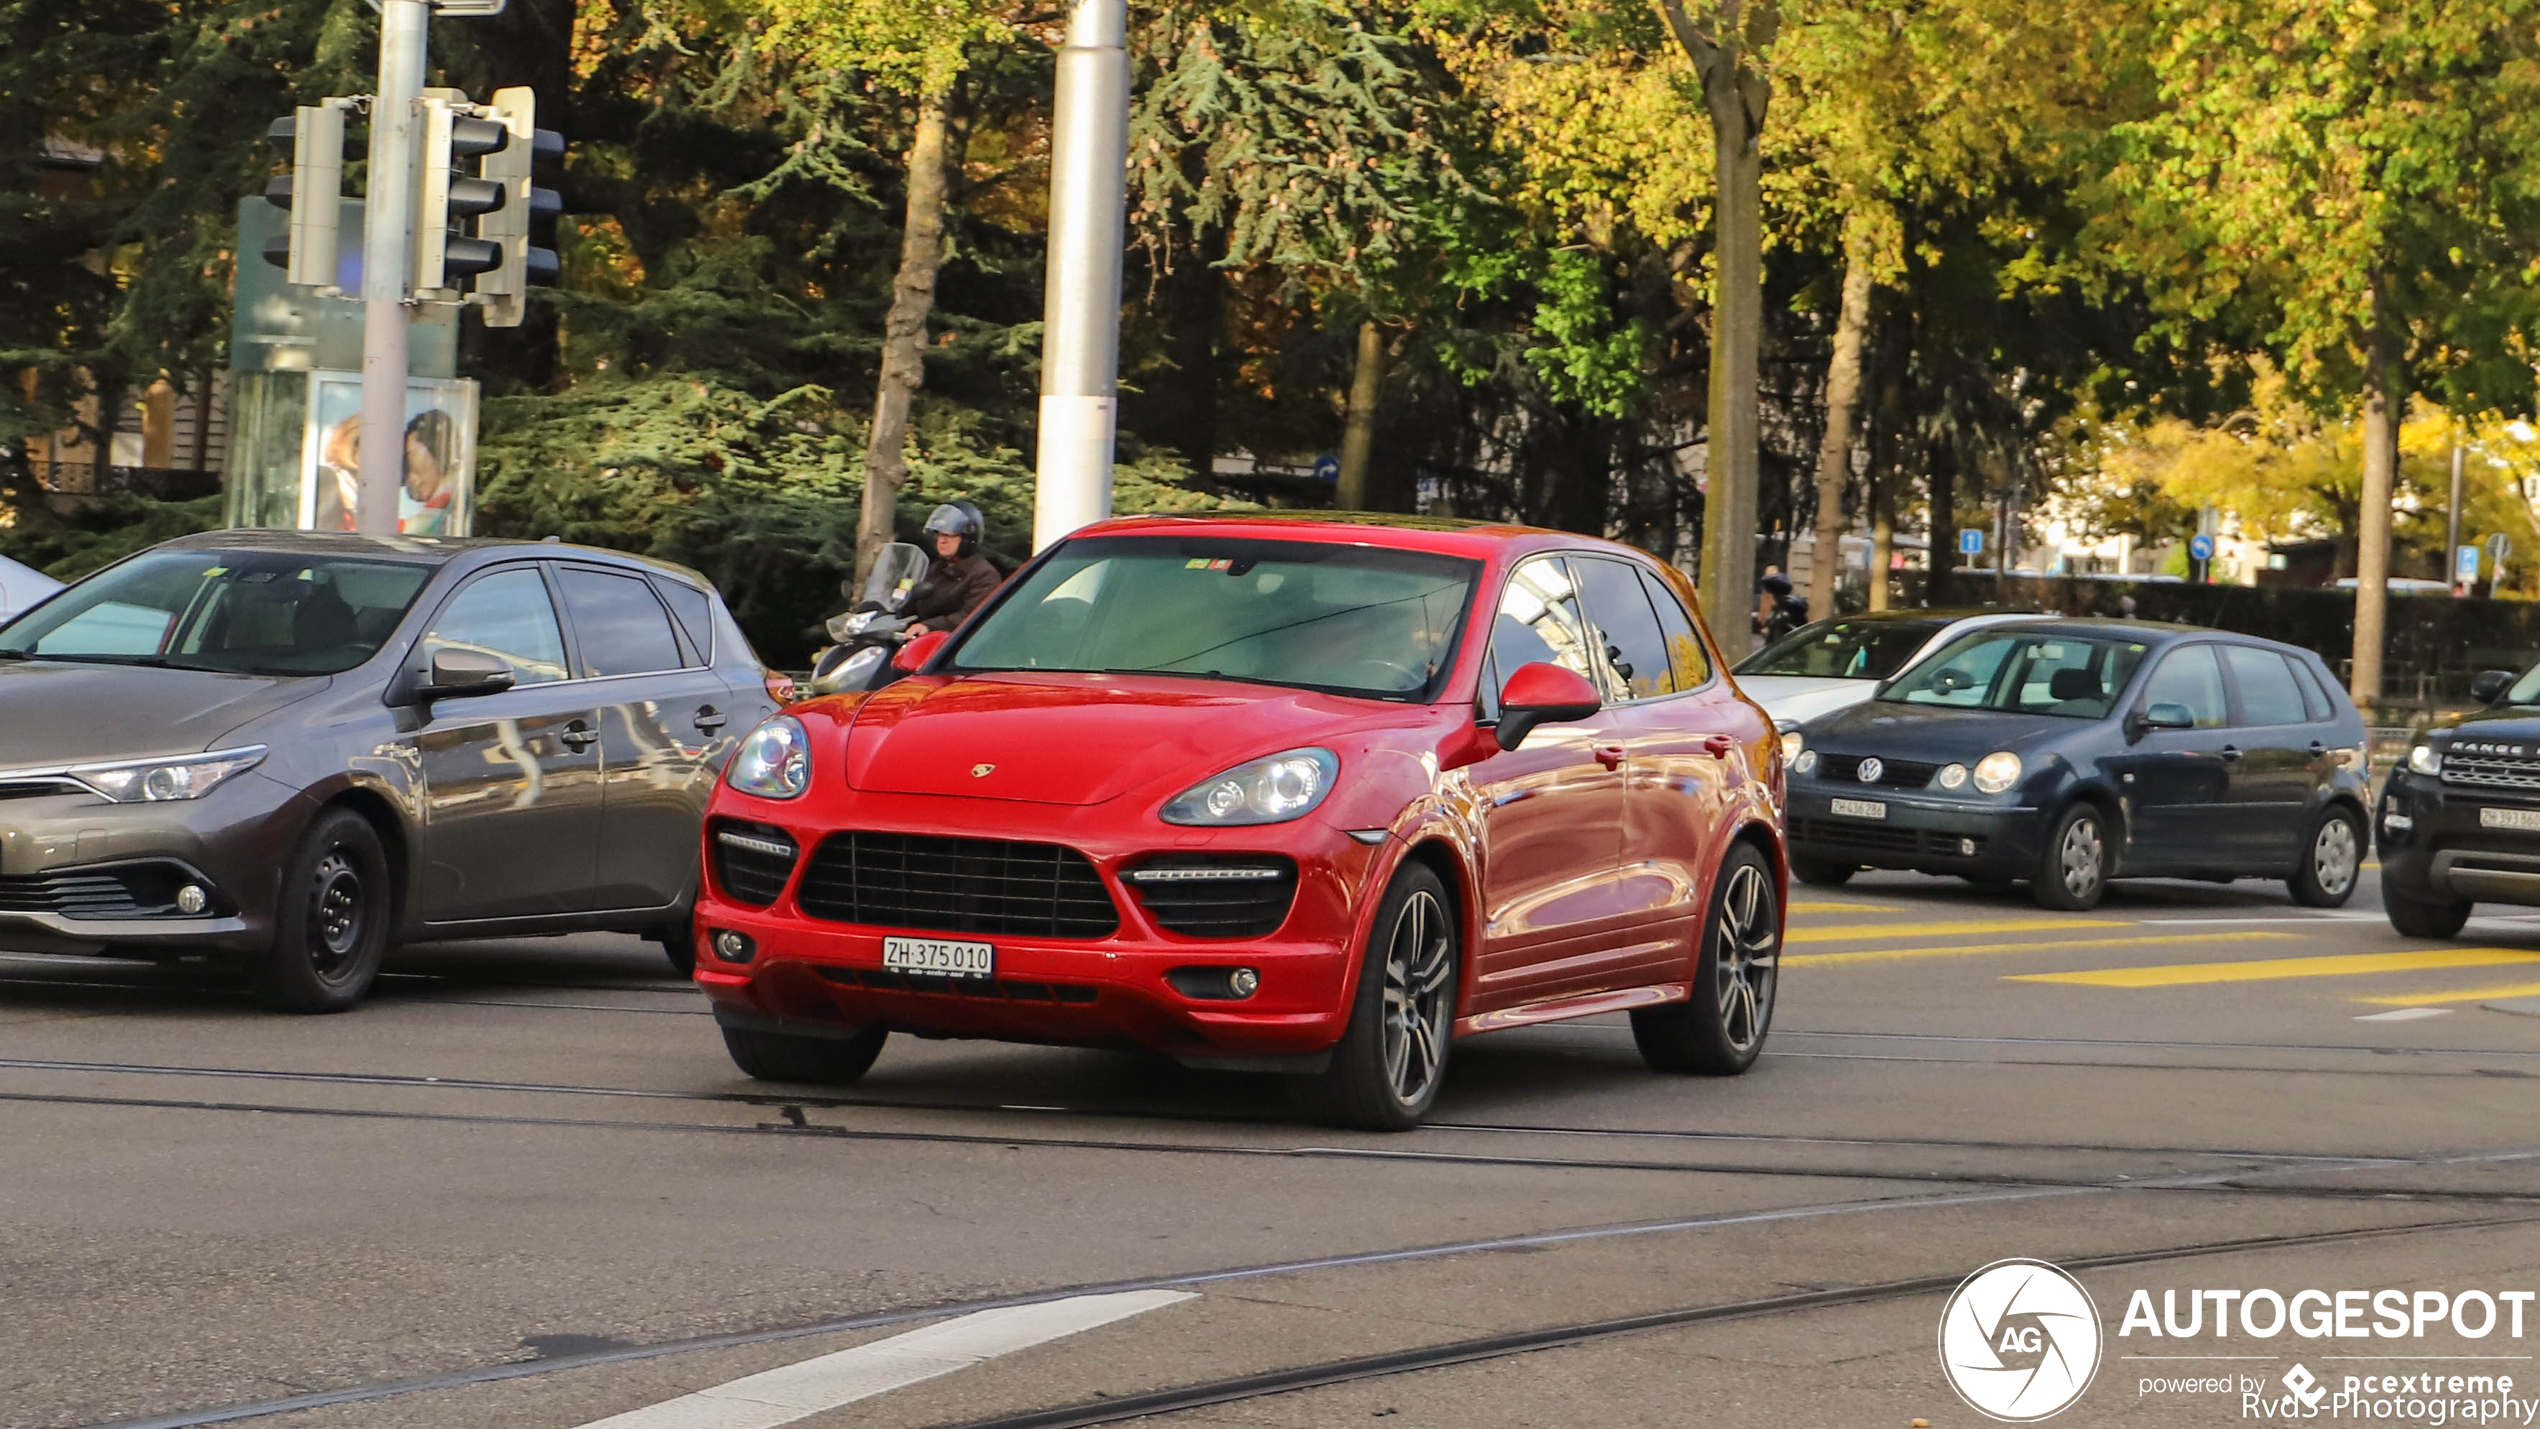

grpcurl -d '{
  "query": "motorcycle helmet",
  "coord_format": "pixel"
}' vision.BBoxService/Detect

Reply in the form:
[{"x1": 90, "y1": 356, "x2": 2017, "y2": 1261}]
[{"x1": 923, "y1": 502, "x2": 986, "y2": 560}]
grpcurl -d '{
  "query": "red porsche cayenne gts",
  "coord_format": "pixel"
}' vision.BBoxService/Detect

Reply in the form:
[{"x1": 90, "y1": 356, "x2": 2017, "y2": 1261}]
[{"x1": 692, "y1": 514, "x2": 1785, "y2": 1129}]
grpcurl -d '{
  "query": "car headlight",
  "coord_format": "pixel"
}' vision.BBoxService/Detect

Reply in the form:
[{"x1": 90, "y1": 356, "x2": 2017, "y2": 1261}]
[
  {"x1": 1971, "y1": 751, "x2": 2023, "y2": 795},
  {"x1": 1792, "y1": 748, "x2": 1818, "y2": 774},
  {"x1": 726, "y1": 716, "x2": 810, "y2": 799},
  {"x1": 1779, "y1": 729, "x2": 1805, "y2": 764},
  {"x1": 2407, "y1": 744, "x2": 2443, "y2": 776},
  {"x1": 1937, "y1": 762, "x2": 1969, "y2": 790},
  {"x1": 1161, "y1": 747, "x2": 1339, "y2": 826},
  {"x1": 68, "y1": 746, "x2": 267, "y2": 803}
]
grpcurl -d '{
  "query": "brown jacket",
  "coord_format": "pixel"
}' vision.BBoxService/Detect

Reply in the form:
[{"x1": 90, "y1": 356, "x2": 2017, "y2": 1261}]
[{"x1": 907, "y1": 553, "x2": 1002, "y2": 627}]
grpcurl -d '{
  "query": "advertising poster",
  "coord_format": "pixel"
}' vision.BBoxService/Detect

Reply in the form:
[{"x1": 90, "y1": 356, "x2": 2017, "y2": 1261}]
[{"x1": 299, "y1": 373, "x2": 478, "y2": 536}]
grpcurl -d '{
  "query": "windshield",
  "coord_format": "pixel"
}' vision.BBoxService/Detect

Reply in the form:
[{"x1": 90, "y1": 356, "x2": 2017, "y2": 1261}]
[
  {"x1": 951, "y1": 535, "x2": 1479, "y2": 700},
  {"x1": 1878, "y1": 630, "x2": 2150, "y2": 719},
  {"x1": 0, "y1": 549, "x2": 434, "y2": 676},
  {"x1": 1737, "y1": 618, "x2": 1944, "y2": 680}
]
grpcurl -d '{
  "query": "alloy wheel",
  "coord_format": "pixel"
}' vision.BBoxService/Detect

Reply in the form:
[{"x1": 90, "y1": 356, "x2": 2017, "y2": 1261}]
[
  {"x1": 2060, "y1": 816, "x2": 2105, "y2": 900},
  {"x1": 1380, "y1": 889, "x2": 1454, "y2": 1106},
  {"x1": 2313, "y1": 816, "x2": 2360, "y2": 898},
  {"x1": 306, "y1": 851, "x2": 366, "y2": 978},
  {"x1": 1713, "y1": 861, "x2": 1778, "y2": 1054}
]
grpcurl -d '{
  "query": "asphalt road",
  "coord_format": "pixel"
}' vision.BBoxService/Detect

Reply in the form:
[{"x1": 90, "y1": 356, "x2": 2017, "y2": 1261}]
[{"x1": 7, "y1": 863, "x2": 2540, "y2": 1429}]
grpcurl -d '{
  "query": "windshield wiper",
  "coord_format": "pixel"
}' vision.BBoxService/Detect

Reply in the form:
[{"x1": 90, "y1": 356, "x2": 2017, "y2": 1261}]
[{"x1": 0, "y1": 647, "x2": 28, "y2": 660}]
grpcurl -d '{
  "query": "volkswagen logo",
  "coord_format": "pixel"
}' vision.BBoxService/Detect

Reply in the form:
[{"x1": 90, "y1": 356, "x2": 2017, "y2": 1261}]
[{"x1": 1858, "y1": 757, "x2": 1885, "y2": 784}]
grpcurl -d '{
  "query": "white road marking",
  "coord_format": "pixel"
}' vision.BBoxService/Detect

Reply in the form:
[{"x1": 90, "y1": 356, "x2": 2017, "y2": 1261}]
[
  {"x1": 2353, "y1": 1007, "x2": 2453, "y2": 1022},
  {"x1": 566, "y1": 1289, "x2": 1194, "y2": 1429}
]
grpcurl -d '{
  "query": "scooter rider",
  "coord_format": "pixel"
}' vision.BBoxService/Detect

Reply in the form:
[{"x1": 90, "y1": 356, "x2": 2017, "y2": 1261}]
[{"x1": 905, "y1": 502, "x2": 1001, "y2": 636}]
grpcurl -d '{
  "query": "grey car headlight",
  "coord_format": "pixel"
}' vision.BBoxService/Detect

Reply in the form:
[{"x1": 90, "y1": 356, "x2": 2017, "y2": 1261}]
[
  {"x1": 726, "y1": 716, "x2": 811, "y2": 799},
  {"x1": 2407, "y1": 744, "x2": 2442, "y2": 776},
  {"x1": 1972, "y1": 750, "x2": 2024, "y2": 795},
  {"x1": 69, "y1": 746, "x2": 267, "y2": 803},
  {"x1": 1162, "y1": 747, "x2": 1339, "y2": 826},
  {"x1": 1778, "y1": 729, "x2": 1805, "y2": 764}
]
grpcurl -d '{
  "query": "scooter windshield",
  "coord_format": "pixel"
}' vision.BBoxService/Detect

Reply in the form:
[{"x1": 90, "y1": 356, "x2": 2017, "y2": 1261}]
[{"x1": 860, "y1": 544, "x2": 928, "y2": 613}]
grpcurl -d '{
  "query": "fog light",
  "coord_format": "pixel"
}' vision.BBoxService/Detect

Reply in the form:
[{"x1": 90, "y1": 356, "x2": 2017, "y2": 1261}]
[
  {"x1": 175, "y1": 884, "x2": 208, "y2": 915},
  {"x1": 711, "y1": 929, "x2": 755, "y2": 964},
  {"x1": 1228, "y1": 967, "x2": 1260, "y2": 998}
]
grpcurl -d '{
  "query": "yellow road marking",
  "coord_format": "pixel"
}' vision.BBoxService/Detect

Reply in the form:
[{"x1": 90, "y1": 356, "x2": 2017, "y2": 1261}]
[
  {"x1": 1785, "y1": 930, "x2": 2295, "y2": 968},
  {"x1": 1788, "y1": 900, "x2": 1897, "y2": 913},
  {"x1": 2352, "y1": 979, "x2": 2540, "y2": 1007},
  {"x1": 2012, "y1": 948, "x2": 2540, "y2": 989},
  {"x1": 1785, "y1": 918, "x2": 2125, "y2": 946}
]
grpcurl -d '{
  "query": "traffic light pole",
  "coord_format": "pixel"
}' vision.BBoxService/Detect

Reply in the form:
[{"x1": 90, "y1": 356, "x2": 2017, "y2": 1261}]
[
  {"x1": 356, "y1": 0, "x2": 430, "y2": 537},
  {"x1": 1031, "y1": 0, "x2": 1130, "y2": 553}
]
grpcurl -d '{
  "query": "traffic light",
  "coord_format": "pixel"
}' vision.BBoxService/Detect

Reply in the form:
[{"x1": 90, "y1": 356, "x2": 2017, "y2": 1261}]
[
  {"x1": 262, "y1": 104, "x2": 349, "y2": 288},
  {"x1": 472, "y1": 86, "x2": 564, "y2": 329},
  {"x1": 415, "y1": 91, "x2": 513, "y2": 295}
]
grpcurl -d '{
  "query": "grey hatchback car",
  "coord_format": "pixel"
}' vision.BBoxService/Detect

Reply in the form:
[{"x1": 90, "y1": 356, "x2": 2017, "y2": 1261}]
[{"x1": 0, "y1": 532, "x2": 777, "y2": 1009}]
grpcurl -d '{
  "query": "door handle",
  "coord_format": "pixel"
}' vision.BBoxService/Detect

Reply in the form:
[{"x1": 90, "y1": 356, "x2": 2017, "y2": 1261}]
[
  {"x1": 560, "y1": 723, "x2": 600, "y2": 750},
  {"x1": 2308, "y1": 741, "x2": 2328, "y2": 757},
  {"x1": 1594, "y1": 745, "x2": 1627, "y2": 770},
  {"x1": 694, "y1": 706, "x2": 728, "y2": 732},
  {"x1": 1702, "y1": 733, "x2": 1739, "y2": 758},
  {"x1": 2220, "y1": 744, "x2": 2242, "y2": 763}
]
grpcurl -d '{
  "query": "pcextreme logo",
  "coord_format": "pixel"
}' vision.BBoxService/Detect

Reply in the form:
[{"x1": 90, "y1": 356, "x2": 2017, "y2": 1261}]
[{"x1": 1939, "y1": 1258, "x2": 2106, "y2": 1422}]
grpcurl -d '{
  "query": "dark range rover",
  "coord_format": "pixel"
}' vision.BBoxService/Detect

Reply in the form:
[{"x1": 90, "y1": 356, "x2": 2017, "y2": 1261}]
[{"x1": 2379, "y1": 664, "x2": 2540, "y2": 937}]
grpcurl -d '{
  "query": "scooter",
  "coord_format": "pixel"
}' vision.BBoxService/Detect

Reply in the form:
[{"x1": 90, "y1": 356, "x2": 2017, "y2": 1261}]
[{"x1": 806, "y1": 542, "x2": 929, "y2": 697}]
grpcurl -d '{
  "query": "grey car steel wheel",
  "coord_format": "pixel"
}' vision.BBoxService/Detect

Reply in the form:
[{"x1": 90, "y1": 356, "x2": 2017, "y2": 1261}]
[
  {"x1": 2059, "y1": 817, "x2": 2105, "y2": 900},
  {"x1": 1381, "y1": 889, "x2": 1455, "y2": 1106},
  {"x1": 2311, "y1": 816, "x2": 2359, "y2": 898},
  {"x1": 1713, "y1": 860, "x2": 1777, "y2": 1055},
  {"x1": 306, "y1": 852, "x2": 368, "y2": 978}
]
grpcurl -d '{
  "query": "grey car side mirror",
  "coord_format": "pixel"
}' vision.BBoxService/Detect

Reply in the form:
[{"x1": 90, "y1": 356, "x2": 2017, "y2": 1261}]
[
  {"x1": 2127, "y1": 702, "x2": 2195, "y2": 739},
  {"x1": 423, "y1": 647, "x2": 516, "y2": 701}
]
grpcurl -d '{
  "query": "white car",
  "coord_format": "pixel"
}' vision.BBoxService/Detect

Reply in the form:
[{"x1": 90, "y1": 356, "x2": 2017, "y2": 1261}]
[
  {"x1": 0, "y1": 554, "x2": 62, "y2": 623},
  {"x1": 1734, "y1": 610, "x2": 2054, "y2": 734}
]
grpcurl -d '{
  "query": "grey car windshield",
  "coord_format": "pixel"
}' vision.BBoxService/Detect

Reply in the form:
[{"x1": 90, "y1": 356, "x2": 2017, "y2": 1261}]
[
  {"x1": 1738, "y1": 618, "x2": 1944, "y2": 680},
  {"x1": 952, "y1": 536, "x2": 1478, "y2": 700},
  {"x1": 1879, "y1": 630, "x2": 2150, "y2": 719},
  {"x1": 0, "y1": 549, "x2": 433, "y2": 676}
]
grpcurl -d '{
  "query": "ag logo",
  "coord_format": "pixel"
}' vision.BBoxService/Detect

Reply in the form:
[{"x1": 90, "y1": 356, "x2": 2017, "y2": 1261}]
[{"x1": 1938, "y1": 1258, "x2": 2102, "y2": 1421}]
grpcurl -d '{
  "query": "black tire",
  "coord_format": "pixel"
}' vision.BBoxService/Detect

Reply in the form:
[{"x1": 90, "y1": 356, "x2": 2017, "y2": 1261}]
[
  {"x1": 256, "y1": 808, "x2": 393, "y2": 1013},
  {"x1": 1789, "y1": 856, "x2": 1856, "y2": 887},
  {"x1": 2031, "y1": 803, "x2": 2110, "y2": 911},
  {"x1": 2288, "y1": 805, "x2": 2365, "y2": 909},
  {"x1": 650, "y1": 906, "x2": 698, "y2": 977},
  {"x1": 1290, "y1": 862, "x2": 1459, "y2": 1132},
  {"x1": 722, "y1": 1024, "x2": 888, "y2": 1084},
  {"x1": 2385, "y1": 887, "x2": 2472, "y2": 940},
  {"x1": 1632, "y1": 843, "x2": 1779, "y2": 1074}
]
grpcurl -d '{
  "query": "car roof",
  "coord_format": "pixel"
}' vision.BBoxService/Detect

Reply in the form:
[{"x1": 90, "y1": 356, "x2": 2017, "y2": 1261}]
[
  {"x1": 1075, "y1": 511, "x2": 1665, "y2": 564},
  {"x1": 156, "y1": 530, "x2": 712, "y2": 588},
  {"x1": 1971, "y1": 615, "x2": 2318, "y2": 656}
]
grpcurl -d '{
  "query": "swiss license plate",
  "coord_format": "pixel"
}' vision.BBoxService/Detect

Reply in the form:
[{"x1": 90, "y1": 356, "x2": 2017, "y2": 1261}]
[
  {"x1": 882, "y1": 936, "x2": 994, "y2": 979},
  {"x1": 2478, "y1": 806, "x2": 2540, "y2": 832},
  {"x1": 1829, "y1": 797, "x2": 1888, "y2": 820}
]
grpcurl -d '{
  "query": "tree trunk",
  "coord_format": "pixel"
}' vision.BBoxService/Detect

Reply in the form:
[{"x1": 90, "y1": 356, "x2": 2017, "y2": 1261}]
[
  {"x1": 1805, "y1": 223, "x2": 1874, "y2": 621},
  {"x1": 1867, "y1": 364, "x2": 1902, "y2": 611},
  {"x1": 1660, "y1": 0, "x2": 1776, "y2": 661},
  {"x1": 1336, "y1": 320, "x2": 1383, "y2": 510},
  {"x1": 857, "y1": 91, "x2": 958, "y2": 582},
  {"x1": 1928, "y1": 436, "x2": 1958, "y2": 601},
  {"x1": 2351, "y1": 286, "x2": 2401, "y2": 707}
]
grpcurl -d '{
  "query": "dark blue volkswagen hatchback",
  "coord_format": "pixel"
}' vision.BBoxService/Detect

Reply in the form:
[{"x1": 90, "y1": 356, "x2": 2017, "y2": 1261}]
[{"x1": 1780, "y1": 620, "x2": 2371, "y2": 909}]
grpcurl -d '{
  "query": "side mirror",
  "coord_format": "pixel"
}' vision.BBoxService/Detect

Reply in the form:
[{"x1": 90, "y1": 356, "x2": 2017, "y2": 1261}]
[
  {"x1": 2472, "y1": 669, "x2": 2516, "y2": 705},
  {"x1": 893, "y1": 629, "x2": 950, "y2": 673},
  {"x1": 1492, "y1": 661, "x2": 1603, "y2": 751},
  {"x1": 2126, "y1": 701, "x2": 2195, "y2": 740},
  {"x1": 422, "y1": 646, "x2": 515, "y2": 701}
]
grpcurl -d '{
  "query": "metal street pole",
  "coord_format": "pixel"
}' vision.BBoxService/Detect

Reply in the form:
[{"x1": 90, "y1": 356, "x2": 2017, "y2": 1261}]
[
  {"x1": 1031, "y1": 0, "x2": 1129, "y2": 553},
  {"x1": 357, "y1": 0, "x2": 429, "y2": 537},
  {"x1": 2447, "y1": 442, "x2": 2467, "y2": 595}
]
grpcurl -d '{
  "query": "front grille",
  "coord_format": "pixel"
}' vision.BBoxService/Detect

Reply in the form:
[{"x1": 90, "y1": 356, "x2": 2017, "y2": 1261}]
[
  {"x1": 712, "y1": 820, "x2": 798, "y2": 907},
  {"x1": 1126, "y1": 856, "x2": 1299, "y2": 938},
  {"x1": 2442, "y1": 754, "x2": 2540, "y2": 792},
  {"x1": 0, "y1": 863, "x2": 203, "y2": 920},
  {"x1": 1815, "y1": 755, "x2": 1941, "y2": 789},
  {"x1": 796, "y1": 832, "x2": 1119, "y2": 939},
  {"x1": 1792, "y1": 817, "x2": 1985, "y2": 860},
  {"x1": 816, "y1": 967, "x2": 1099, "y2": 1003}
]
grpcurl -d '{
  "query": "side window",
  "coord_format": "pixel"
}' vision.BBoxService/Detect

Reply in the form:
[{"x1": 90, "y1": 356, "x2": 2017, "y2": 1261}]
[
  {"x1": 655, "y1": 579, "x2": 715, "y2": 666},
  {"x1": 1574, "y1": 558, "x2": 1678, "y2": 700},
  {"x1": 2290, "y1": 656, "x2": 2339, "y2": 722},
  {"x1": 558, "y1": 567, "x2": 683, "y2": 678},
  {"x1": 2141, "y1": 643, "x2": 2228, "y2": 728},
  {"x1": 2222, "y1": 645, "x2": 2310, "y2": 726},
  {"x1": 425, "y1": 568, "x2": 568, "y2": 685},
  {"x1": 1487, "y1": 558, "x2": 1599, "y2": 718},
  {"x1": 1637, "y1": 566, "x2": 1711, "y2": 690}
]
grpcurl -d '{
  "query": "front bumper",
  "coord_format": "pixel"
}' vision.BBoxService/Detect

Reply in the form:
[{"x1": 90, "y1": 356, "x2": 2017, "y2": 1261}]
[
  {"x1": 1786, "y1": 786, "x2": 2043, "y2": 874},
  {"x1": 0, "y1": 773, "x2": 307, "y2": 959},
  {"x1": 2377, "y1": 770, "x2": 2540, "y2": 906},
  {"x1": 691, "y1": 789, "x2": 1383, "y2": 1066}
]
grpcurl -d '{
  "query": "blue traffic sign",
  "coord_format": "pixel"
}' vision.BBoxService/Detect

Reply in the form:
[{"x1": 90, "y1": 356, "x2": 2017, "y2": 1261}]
[
  {"x1": 1958, "y1": 528, "x2": 1984, "y2": 556},
  {"x1": 2188, "y1": 533, "x2": 2216, "y2": 561},
  {"x1": 2459, "y1": 544, "x2": 2483, "y2": 582},
  {"x1": 1313, "y1": 455, "x2": 1341, "y2": 483}
]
